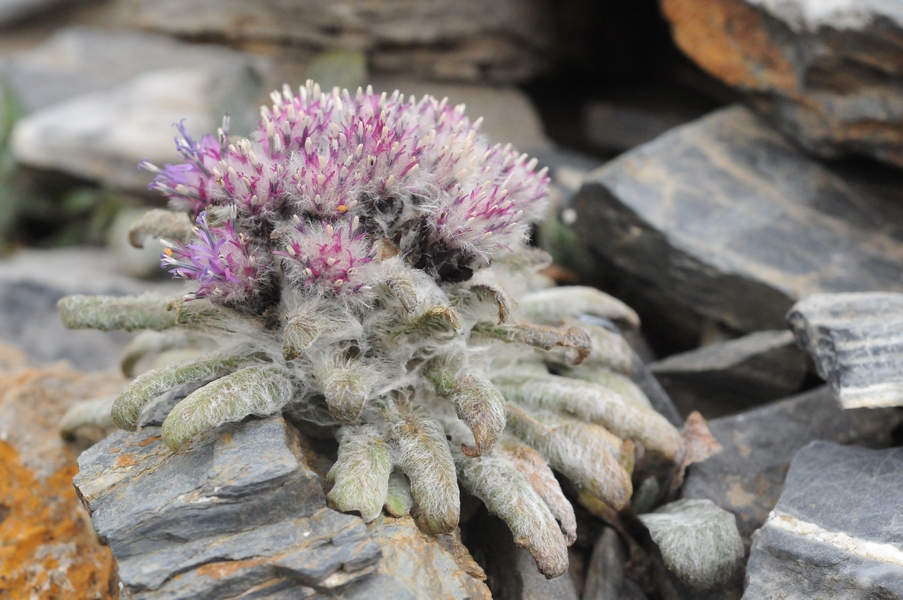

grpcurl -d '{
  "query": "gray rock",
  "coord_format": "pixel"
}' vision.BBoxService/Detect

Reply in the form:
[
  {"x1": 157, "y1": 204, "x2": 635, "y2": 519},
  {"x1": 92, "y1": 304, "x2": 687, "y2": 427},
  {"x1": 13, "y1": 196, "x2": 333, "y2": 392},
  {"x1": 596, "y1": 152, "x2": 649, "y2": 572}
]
[
  {"x1": 681, "y1": 386, "x2": 903, "y2": 543},
  {"x1": 2, "y1": 27, "x2": 266, "y2": 117},
  {"x1": 515, "y1": 547, "x2": 579, "y2": 600},
  {"x1": 74, "y1": 416, "x2": 381, "y2": 599},
  {"x1": 582, "y1": 527, "x2": 625, "y2": 600},
  {"x1": 745, "y1": 441, "x2": 903, "y2": 599},
  {"x1": 10, "y1": 56, "x2": 262, "y2": 191},
  {"x1": 661, "y1": 0, "x2": 903, "y2": 166},
  {"x1": 75, "y1": 412, "x2": 491, "y2": 599},
  {"x1": 571, "y1": 106, "x2": 903, "y2": 335},
  {"x1": 0, "y1": 248, "x2": 180, "y2": 370},
  {"x1": 788, "y1": 292, "x2": 903, "y2": 409},
  {"x1": 619, "y1": 580, "x2": 648, "y2": 600},
  {"x1": 629, "y1": 352, "x2": 683, "y2": 428},
  {"x1": 122, "y1": 0, "x2": 553, "y2": 84},
  {"x1": 0, "y1": 0, "x2": 83, "y2": 25},
  {"x1": 650, "y1": 330, "x2": 809, "y2": 417},
  {"x1": 583, "y1": 100, "x2": 703, "y2": 155}
]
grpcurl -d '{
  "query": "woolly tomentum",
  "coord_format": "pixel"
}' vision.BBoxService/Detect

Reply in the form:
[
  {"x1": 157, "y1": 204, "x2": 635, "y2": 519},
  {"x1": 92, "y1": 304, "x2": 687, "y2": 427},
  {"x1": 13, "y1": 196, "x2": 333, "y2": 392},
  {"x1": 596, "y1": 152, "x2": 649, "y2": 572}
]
[{"x1": 60, "y1": 82, "x2": 686, "y2": 578}]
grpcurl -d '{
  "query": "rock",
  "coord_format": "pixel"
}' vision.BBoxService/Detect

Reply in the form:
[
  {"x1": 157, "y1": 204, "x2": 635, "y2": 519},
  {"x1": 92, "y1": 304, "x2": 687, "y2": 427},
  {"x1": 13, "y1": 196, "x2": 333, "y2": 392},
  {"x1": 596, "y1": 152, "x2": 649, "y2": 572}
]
[
  {"x1": 788, "y1": 292, "x2": 903, "y2": 409},
  {"x1": 0, "y1": 347, "x2": 121, "y2": 599},
  {"x1": 74, "y1": 416, "x2": 381, "y2": 598},
  {"x1": 619, "y1": 580, "x2": 648, "y2": 600},
  {"x1": 638, "y1": 499, "x2": 743, "y2": 591},
  {"x1": 745, "y1": 441, "x2": 903, "y2": 598},
  {"x1": 10, "y1": 60, "x2": 261, "y2": 191},
  {"x1": 661, "y1": 0, "x2": 903, "y2": 166},
  {"x1": 681, "y1": 386, "x2": 903, "y2": 543},
  {"x1": 649, "y1": 330, "x2": 808, "y2": 417},
  {"x1": 343, "y1": 517, "x2": 491, "y2": 600},
  {"x1": 571, "y1": 106, "x2": 903, "y2": 337},
  {"x1": 75, "y1": 414, "x2": 490, "y2": 599},
  {"x1": 0, "y1": 0, "x2": 81, "y2": 26},
  {"x1": 303, "y1": 50, "x2": 368, "y2": 92},
  {"x1": 465, "y1": 509, "x2": 577, "y2": 600},
  {"x1": 123, "y1": 0, "x2": 553, "y2": 84},
  {"x1": 2, "y1": 26, "x2": 267, "y2": 116},
  {"x1": 0, "y1": 248, "x2": 180, "y2": 370},
  {"x1": 582, "y1": 527, "x2": 626, "y2": 600},
  {"x1": 628, "y1": 352, "x2": 684, "y2": 428},
  {"x1": 583, "y1": 100, "x2": 705, "y2": 156}
]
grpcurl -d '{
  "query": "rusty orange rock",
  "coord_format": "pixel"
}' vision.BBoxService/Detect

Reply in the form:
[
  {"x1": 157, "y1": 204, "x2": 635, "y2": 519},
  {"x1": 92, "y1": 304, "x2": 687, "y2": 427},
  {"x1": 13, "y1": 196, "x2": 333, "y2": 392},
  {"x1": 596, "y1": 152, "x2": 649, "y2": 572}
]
[
  {"x1": 661, "y1": 0, "x2": 903, "y2": 166},
  {"x1": 0, "y1": 343, "x2": 124, "y2": 599}
]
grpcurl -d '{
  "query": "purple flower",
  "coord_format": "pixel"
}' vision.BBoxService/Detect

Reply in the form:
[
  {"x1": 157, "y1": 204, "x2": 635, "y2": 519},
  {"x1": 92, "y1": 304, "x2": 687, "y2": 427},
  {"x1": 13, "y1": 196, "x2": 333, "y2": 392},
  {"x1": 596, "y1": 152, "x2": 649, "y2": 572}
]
[
  {"x1": 141, "y1": 120, "x2": 226, "y2": 216},
  {"x1": 161, "y1": 212, "x2": 270, "y2": 302},
  {"x1": 277, "y1": 215, "x2": 376, "y2": 297}
]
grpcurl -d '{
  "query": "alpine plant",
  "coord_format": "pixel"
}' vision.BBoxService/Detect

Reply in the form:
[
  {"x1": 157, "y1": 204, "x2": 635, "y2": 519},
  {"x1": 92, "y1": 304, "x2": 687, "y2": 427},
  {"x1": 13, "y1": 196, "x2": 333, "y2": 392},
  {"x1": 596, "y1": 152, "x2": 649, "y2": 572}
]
[{"x1": 59, "y1": 81, "x2": 687, "y2": 578}]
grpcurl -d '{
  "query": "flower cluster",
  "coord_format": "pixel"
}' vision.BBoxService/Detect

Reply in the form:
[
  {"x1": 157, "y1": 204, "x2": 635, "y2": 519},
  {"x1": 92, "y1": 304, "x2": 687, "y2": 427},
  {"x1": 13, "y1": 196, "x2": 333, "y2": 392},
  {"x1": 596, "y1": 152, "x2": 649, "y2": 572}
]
[
  {"x1": 142, "y1": 82, "x2": 549, "y2": 302},
  {"x1": 61, "y1": 81, "x2": 693, "y2": 581}
]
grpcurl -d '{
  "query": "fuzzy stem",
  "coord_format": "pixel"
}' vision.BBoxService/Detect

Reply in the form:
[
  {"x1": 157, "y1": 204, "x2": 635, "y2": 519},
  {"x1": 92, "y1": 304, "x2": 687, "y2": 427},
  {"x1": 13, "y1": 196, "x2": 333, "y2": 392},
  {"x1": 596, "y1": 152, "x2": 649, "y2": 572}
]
[
  {"x1": 498, "y1": 437, "x2": 577, "y2": 546},
  {"x1": 450, "y1": 440, "x2": 568, "y2": 578},
  {"x1": 424, "y1": 356, "x2": 505, "y2": 457},
  {"x1": 113, "y1": 354, "x2": 254, "y2": 430},
  {"x1": 161, "y1": 364, "x2": 295, "y2": 451},
  {"x1": 384, "y1": 404, "x2": 460, "y2": 534},
  {"x1": 519, "y1": 286, "x2": 640, "y2": 329},
  {"x1": 59, "y1": 293, "x2": 177, "y2": 331},
  {"x1": 384, "y1": 469, "x2": 414, "y2": 517},
  {"x1": 496, "y1": 374, "x2": 684, "y2": 460},
  {"x1": 327, "y1": 425, "x2": 393, "y2": 522},
  {"x1": 505, "y1": 404, "x2": 633, "y2": 511}
]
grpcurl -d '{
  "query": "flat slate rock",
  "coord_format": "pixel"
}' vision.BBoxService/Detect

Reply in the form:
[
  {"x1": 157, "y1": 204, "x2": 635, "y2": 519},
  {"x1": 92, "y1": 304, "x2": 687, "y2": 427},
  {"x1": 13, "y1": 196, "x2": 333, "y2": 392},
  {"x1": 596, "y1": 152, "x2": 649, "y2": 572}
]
[
  {"x1": 2, "y1": 26, "x2": 266, "y2": 117},
  {"x1": 121, "y1": 0, "x2": 552, "y2": 84},
  {"x1": 650, "y1": 330, "x2": 808, "y2": 417},
  {"x1": 10, "y1": 57, "x2": 261, "y2": 191},
  {"x1": 74, "y1": 416, "x2": 381, "y2": 599},
  {"x1": 661, "y1": 0, "x2": 903, "y2": 166},
  {"x1": 571, "y1": 106, "x2": 903, "y2": 335},
  {"x1": 681, "y1": 386, "x2": 903, "y2": 544},
  {"x1": 788, "y1": 292, "x2": 903, "y2": 409},
  {"x1": 745, "y1": 441, "x2": 903, "y2": 599},
  {"x1": 75, "y1": 414, "x2": 491, "y2": 599}
]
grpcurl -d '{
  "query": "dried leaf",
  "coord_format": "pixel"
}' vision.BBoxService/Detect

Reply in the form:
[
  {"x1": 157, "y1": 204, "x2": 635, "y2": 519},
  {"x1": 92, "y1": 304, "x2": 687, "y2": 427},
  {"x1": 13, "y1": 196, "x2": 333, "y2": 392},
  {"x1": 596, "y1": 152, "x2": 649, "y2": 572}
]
[{"x1": 671, "y1": 411, "x2": 722, "y2": 492}]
